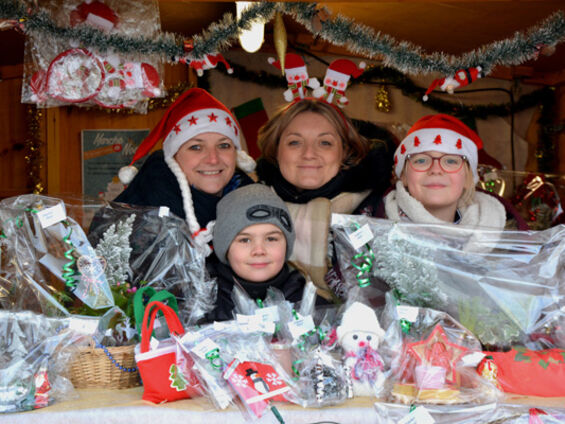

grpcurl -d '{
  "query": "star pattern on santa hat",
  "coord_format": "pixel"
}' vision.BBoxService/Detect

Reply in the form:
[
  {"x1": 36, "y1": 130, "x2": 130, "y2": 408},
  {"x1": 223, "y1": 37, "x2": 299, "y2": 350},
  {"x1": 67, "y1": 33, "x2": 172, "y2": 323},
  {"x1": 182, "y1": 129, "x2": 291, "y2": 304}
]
[
  {"x1": 400, "y1": 144, "x2": 406, "y2": 154},
  {"x1": 406, "y1": 324, "x2": 468, "y2": 385},
  {"x1": 173, "y1": 124, "x2": 182, "y2": 134},
  {"x1": 434, "y1": 135, "x2": 442, "y2": 145},
  {"x1": 414, "y1": 136, "x2": 420, "y2": 147},
  {"x1": 456, "y1": 139, "x2": 462, "y2": 149},
  {"x1": 208, "y1": 112, "x2": 218, "y2": 122},
  {"x1": 187, "y1": 116, "x2": 198, "y2": 126},
  {"x1": 225, "y1": 117, "x2": 232, "y2": 127}
]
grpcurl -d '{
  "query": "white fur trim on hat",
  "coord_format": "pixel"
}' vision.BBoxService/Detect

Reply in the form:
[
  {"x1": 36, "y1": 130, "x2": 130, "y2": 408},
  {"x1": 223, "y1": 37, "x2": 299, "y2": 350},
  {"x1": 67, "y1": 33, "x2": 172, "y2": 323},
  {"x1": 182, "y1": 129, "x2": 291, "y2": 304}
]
[
  {"x1": 236, "y1": 149, "x2": 256, "y2": 173},
  {"x1": 394, "y1": 128, "x2": 479, "y2": 182},
  {"x1": 162, "y1": 107, "x2": 242, "y2": 160}
]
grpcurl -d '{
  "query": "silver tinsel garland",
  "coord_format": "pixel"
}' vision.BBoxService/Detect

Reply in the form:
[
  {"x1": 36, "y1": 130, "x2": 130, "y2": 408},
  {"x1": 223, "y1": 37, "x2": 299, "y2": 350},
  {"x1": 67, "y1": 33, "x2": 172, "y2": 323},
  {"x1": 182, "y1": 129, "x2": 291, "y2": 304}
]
[{"x1": 1, "y1": 1, "x2": 564, "y2": 75}]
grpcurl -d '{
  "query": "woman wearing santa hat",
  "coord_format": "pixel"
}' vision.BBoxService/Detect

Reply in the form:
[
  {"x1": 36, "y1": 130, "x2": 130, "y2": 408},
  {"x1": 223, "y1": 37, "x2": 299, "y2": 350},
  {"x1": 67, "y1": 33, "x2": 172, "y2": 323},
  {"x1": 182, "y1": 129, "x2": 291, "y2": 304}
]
[
  {"x1": 378, "y1": 114, "x2": 527, "y2": 231},
  {"x1": 114, "y1": 88, "x2": 255, "y2": 248},
  {"x1": 256, "y1": 58, "x2": 394, "y2": 300}
]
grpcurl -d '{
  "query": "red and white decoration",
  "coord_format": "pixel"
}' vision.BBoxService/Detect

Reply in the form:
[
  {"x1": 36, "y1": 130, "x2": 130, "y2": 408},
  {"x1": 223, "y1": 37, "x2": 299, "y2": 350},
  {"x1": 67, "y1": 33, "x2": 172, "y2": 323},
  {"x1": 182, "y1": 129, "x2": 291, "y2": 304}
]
[
  {"x1": 187, "y1": 53, "x2": 234, "y2": 77},
  {"x1": 423, "y1": 66, "x2": 483, "y2": 101},
  {"x1": 312, "y1": 59, "x2": 365, "y2": 107},
  {"x1": 393, "y1": 114, "x2": 483, "y2": 182},
  {"x1": 268, "y1": 53, "x2": 320, "y2": 102},
  {"x1": 22, "y1": 0, "x2": 163, "y2": 110},
  {"x1": 223, "y1": 359, "x2": 289, "y2": 418},
  {"x1": 69, "y1": 0, "x2": 119, "y2": 32}
]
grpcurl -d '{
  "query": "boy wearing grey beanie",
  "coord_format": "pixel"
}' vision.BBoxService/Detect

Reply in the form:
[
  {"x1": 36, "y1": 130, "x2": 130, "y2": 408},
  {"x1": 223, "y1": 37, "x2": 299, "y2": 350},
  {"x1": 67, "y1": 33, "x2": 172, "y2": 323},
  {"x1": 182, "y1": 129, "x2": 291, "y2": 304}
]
[{"x1": 206, "y1": 184, "x2": 307, "y2": 321}]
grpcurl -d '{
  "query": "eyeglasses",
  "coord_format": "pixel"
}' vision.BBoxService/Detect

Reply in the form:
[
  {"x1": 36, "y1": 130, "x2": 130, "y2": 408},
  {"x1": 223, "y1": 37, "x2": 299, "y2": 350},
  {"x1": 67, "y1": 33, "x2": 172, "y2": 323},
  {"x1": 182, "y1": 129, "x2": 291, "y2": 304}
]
[{"x1": 407, "y1": 153, "x2": 467, "y2": 173}]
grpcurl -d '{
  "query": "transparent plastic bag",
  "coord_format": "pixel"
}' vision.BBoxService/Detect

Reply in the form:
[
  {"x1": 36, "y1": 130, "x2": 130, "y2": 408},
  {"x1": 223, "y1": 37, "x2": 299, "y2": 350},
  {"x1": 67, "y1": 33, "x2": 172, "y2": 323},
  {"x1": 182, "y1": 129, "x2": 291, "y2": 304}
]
[
  {"x1": 21, "y1": 0, "x2": 164, "y2": 112},
  {"x1": 89, "y1": 201, "x2": 216, "y2": 326},
  {"x1": 0, "y1": 310, "x2": 80, "y2": 413},
  {"x1": 374, "y1": 403, "x2": 565, "y2": 424},
  {"x1": 380, "y1": 293, "x2": 501, "y2": 406},
  {"x1": 177, "y1": 322, "x2": 298, "y2": 422},
  {"x1": 331, "y1": 214, "x2": 565, "y2": 349},
  {"x1": 0, "y1": 194, "x2": 113, "y2": 313}
]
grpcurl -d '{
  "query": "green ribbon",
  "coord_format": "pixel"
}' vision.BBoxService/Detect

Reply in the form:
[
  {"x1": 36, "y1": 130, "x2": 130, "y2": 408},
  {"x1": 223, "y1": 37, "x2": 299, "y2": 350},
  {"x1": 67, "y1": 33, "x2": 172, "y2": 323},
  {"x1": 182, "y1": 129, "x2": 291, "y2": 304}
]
[
  {"x1": 205, "y1": 348, "x2": 223, "y2": 370},
  {"x1": 393, "y1": 289, "x2": 412, "y2": 334},
  {"x1": 349, "y1": 222, "x2": 375, "y2": 288},
  {"x1": 62, "y1": 221, "x2": 77, "y2": 289}
]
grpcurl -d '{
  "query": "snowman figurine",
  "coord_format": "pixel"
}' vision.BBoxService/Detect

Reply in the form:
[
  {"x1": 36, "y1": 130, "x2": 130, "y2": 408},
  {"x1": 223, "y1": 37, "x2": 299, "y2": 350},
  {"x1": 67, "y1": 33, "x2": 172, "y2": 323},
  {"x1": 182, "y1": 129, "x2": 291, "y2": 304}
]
[{"x1": 336, "y1": 302, "x2": 386, "y2": 397}]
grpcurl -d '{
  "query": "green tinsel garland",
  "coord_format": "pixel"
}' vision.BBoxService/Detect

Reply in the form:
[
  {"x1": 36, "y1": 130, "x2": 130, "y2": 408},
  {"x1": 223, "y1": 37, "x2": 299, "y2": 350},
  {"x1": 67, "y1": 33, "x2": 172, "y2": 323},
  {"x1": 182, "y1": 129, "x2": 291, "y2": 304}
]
[{"x1": 1, "y1": 0, "x2": 564, "y2": 75}]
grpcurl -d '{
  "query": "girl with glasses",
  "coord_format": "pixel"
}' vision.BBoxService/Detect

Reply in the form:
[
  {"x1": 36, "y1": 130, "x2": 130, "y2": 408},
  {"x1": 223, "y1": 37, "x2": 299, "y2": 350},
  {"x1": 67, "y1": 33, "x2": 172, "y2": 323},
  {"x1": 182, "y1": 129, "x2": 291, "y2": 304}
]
[{"x1": 378, "y1": 114, "x2": 526, "y2": 230}]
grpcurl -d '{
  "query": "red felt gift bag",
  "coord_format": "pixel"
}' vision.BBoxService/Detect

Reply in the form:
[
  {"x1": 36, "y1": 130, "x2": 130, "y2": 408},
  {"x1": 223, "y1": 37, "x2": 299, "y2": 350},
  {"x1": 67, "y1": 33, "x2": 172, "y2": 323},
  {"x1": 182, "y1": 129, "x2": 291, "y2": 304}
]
[
  {"x1": 135, "y1": 300, "x2": 200, "y2": 403},
  {"x1": 486, "y1": 348, "x2": 565, "y2": 397}
]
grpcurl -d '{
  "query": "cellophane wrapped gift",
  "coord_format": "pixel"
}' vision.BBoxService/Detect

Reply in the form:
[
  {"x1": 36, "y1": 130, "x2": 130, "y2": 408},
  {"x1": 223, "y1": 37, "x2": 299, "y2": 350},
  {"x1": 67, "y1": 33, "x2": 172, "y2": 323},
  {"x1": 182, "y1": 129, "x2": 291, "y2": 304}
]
[
  {"x1": 21, "y1": 0, "x2": 164, "y2": 112},
  {"x1": 0, "y1": 194, "x2": 113, "y2": 315},
  {"x1": 331, "y1": 214, "x2": 565, "y2": 350},
  {"x1": 89, "y1": 201, "x2": 216, "y2": 327},
  {"x1": 374, "y1": 403, "x2": 565, "y2": 424},
  {"x1": 176, "y1": 321, "x2": 298, "y2": 422},
  {"x1": 0, "y1": 310, "x2": 81, "y2": 413},
  {"x1": 379, "y1": 294, "x2": 501, "y2": 406}
]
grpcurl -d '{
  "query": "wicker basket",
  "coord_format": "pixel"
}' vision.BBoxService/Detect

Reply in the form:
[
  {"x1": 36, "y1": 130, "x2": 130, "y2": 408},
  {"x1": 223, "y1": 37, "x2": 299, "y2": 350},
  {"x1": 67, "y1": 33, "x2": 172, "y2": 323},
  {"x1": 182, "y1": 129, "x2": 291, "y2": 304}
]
[{"x1": 69, "y1": 342, "x2": 141, "y2": 389}]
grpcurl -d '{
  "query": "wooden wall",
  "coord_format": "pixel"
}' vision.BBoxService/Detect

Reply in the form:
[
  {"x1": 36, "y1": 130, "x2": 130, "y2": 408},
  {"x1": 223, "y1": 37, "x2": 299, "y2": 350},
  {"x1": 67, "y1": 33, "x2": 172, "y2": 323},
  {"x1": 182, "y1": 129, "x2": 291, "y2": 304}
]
[
  {"x1": 0, "y1": 62, "x2": 192, "y2": 199},
  {"x1": 46, "y1": 63, "x2": 193, "y2": 196},
  {"x1": 0, "y1": 65, "x2": 31, "y2": 199}
]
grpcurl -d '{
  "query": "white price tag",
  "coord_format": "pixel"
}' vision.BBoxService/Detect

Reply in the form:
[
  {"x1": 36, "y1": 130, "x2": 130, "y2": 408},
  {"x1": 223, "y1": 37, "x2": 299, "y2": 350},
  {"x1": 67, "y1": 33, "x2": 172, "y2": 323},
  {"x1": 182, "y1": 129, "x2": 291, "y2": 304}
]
[
  {"x1": 288, "y1": 315, "x2": 315, "y2": 339},
  {"x1": 150, "y1": 336, "x2": 160, "y2": 351},
  {"x1": 191, "y1": 338, "x2": 221, "y2": 359},
  {"x1": 460, "y1": 351, "x2": 486, "y2": 367},
  {"x1": 348, "y1": 224, "x2": 374, "y2": 250},
  {"x1": 158, "y1": 206, "x2": 170, "y2": 217},
  {"x1": 68, "y1": 316, "x2": 100, "y2": 335},
  {"x1": 255, "y1": 306, "x2": 279, "y2": 323},
  {"x1": 397, "y1": 305, "x2": 419, "y2": 322},
  {"x1": 236, "y1": 314, "x2": 275, "y2": 334},
  {"x1": 398, "y1": 406, "x2": 435, "y2": 424},
  {"x1": 36, "y1": 203, "x2": 67, "y2": 228}
]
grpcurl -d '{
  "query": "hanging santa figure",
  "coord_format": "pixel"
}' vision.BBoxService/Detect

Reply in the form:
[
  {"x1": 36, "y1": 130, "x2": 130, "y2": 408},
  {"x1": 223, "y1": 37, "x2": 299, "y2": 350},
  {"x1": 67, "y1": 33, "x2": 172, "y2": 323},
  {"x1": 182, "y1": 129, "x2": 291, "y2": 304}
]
[
  {"x1": 313, "y1": 59, "x2": 365, "y2": 107},
  {"x1": 188, "y1": 53, "x2": 234, "y2": 77},
  {"x1": 268, "y1": 53, "x2": 320, "y2": 102},
  {"x1": 69, "y1": 0, "x2": 119, "y2": 32},
  {"x1": 337, "y1": 302, "x2": 386, "y2": 397},
  {"x1": 423, "y1": 66, "x2": 483, "y2": 101}
]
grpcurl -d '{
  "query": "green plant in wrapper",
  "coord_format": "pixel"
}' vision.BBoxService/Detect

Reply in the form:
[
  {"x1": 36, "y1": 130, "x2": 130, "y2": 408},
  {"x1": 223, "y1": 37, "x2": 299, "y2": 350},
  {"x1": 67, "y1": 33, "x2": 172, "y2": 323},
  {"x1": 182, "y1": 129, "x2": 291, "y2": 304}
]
[{"x1": 459, "y1": 298, "x2": 521, "y2": 348}]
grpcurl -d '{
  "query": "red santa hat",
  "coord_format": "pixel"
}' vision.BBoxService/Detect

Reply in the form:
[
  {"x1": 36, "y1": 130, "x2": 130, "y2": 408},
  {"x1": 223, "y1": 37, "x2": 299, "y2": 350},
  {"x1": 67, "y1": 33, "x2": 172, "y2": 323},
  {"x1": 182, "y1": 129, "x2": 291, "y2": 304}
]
[
  {"x1": 268, "y1": 53, "x2": 308, "y2": 82},
  {"x1": 118, "y1": 88, "x2": 255, "y2": 235},
  {"x1": 394, "y1": 114, "x2": 483, "y2": 183},
  {"x1": 70, "y1": 0, "x2": 119, "y2": 32},
  {"x1": 322, "y1": 58, "x2": 366, "y2": 90}
]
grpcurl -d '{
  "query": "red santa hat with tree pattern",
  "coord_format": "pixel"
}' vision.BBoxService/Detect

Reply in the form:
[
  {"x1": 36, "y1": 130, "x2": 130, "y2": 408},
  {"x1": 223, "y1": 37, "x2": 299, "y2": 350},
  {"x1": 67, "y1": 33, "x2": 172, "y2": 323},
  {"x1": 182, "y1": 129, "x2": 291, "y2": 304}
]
[
  {"x1": 394, "y1": 114, "x2": 483, "y2": 183},
  {"x1": 118, "y1": 88, "x2": 255, "y2": 239}
]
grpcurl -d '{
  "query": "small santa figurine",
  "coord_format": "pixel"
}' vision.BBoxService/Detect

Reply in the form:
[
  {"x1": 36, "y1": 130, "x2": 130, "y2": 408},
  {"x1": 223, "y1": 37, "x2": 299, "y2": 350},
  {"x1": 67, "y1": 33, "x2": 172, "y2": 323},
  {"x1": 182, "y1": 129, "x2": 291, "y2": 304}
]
[
  {"x1": 268, "y1": 53, "x2": 320, "y2": 102},
  {"x1": 423, "y1": 66, "x2": 483, "y2": 101},
  {"x1": 313, "y1": 59, "x2": 365, "y2": 107},
  {"x1": 337, "y1": 301, "x2": 386, "y2": 397},
  {"x1": 188, "y1": 53, "x2": 234, "y2": 77}
]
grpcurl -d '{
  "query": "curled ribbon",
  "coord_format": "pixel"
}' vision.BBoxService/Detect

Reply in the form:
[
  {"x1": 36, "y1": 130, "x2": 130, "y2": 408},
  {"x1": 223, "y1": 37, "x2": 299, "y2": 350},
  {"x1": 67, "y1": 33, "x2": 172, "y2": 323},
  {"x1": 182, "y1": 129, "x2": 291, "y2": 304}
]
[
  {"x1": 349, "y1": 222, "x2": 375, "y2": 288},
  {"x1": 393, "y1": 289, "x2": 412, "y2": 334},
  {"x1": 62, "y1": 221, "x2": 77, "y2": 289},
  {"x1": 205, "y1": 348, "x2": 223, "y2": 370}
]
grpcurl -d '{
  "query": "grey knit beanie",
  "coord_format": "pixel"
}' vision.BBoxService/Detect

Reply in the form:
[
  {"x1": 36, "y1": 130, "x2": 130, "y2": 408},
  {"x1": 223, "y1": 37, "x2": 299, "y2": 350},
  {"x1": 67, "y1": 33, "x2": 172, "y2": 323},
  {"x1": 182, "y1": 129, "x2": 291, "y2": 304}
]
[{"x1": 213, "y1": 184, "x2": 295, "y2": 264}]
